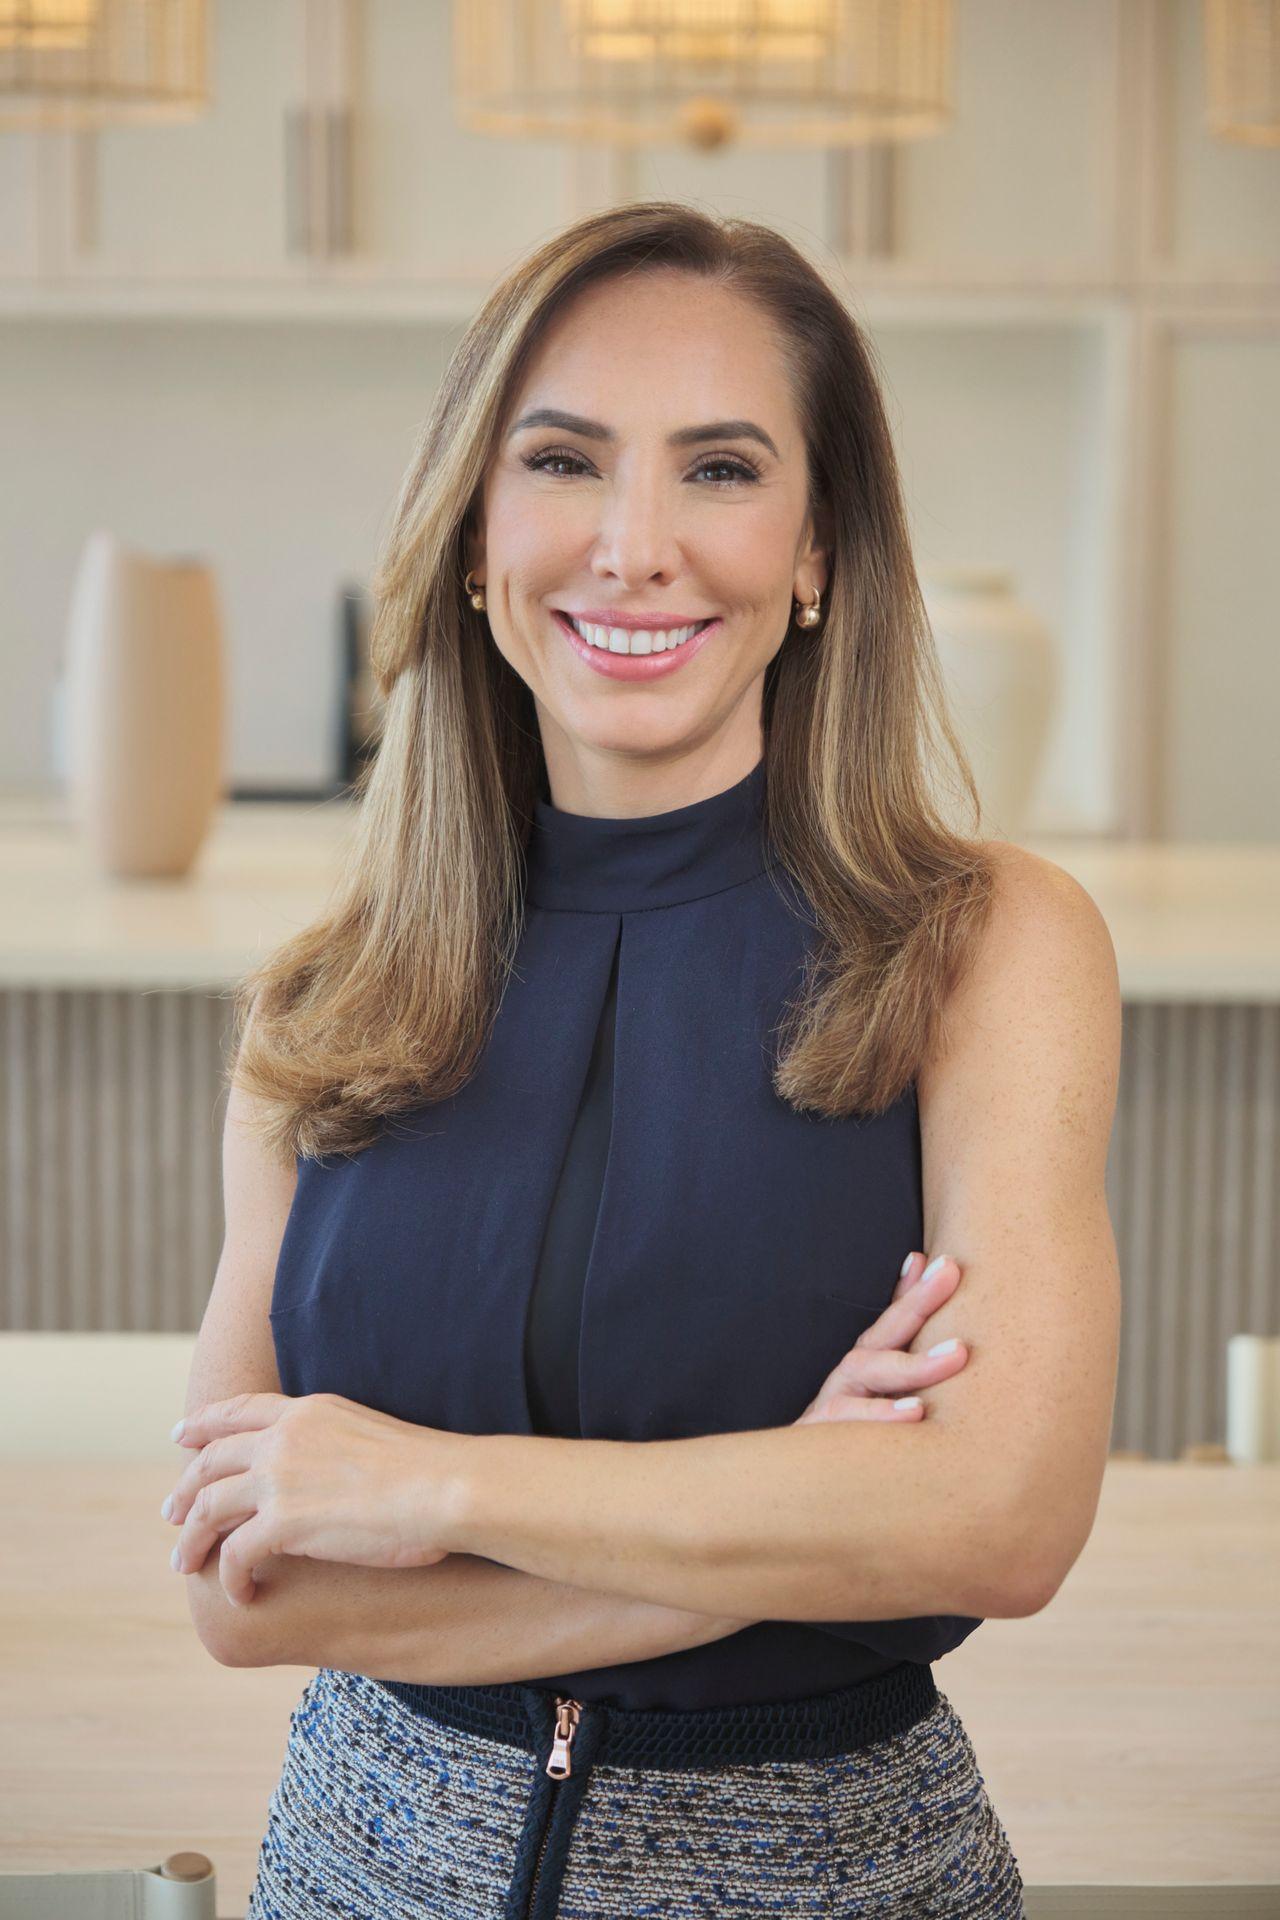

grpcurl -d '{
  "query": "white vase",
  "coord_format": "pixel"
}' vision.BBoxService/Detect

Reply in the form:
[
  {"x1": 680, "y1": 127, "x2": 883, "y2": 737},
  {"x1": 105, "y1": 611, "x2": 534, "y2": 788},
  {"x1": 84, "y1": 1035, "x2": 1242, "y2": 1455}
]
[
  {"x1": 64, "y1": 531, "x2": 225, "y2": 877},
  {"x1": 920, "y1": 566, "x2": 1058, "y2": 842}
]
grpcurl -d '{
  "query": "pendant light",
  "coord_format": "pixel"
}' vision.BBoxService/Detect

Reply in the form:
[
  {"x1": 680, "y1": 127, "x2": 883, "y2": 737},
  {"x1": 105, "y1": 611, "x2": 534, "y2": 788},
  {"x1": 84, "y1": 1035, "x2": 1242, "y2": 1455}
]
[
  {"x1": 0, "y1": 0, "x2": 207, "y2": 128},
  {"x1": 454, "y1": 0, "x2": 952, "y2": 152}
]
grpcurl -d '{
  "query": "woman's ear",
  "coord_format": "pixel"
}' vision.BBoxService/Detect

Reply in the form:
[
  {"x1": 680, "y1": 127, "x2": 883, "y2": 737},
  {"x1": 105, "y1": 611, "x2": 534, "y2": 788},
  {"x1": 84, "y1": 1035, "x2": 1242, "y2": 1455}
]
[{"x1": 803, "y1": 499, "x2": 834, "y2": 598}]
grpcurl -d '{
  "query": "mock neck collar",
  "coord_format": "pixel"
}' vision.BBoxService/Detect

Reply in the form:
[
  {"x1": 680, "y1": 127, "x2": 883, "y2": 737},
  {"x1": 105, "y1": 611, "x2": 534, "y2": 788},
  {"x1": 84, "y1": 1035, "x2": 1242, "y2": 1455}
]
[{"x1": 524, "y1": 756, "x2": 769, "y2": 912}]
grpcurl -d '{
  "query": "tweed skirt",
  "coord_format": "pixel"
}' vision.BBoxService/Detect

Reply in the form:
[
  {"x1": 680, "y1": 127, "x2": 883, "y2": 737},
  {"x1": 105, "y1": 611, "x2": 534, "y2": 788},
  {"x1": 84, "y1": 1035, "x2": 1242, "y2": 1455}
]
[{"x1": 244, "y1": 1661, "x2": 1025, "y2": 1918}]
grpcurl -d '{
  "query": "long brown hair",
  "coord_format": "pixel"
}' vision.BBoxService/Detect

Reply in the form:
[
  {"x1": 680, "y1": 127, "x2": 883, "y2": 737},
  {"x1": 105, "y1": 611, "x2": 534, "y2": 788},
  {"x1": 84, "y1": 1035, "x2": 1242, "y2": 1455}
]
[{"x1": 227, "y1": 201, "x2": 994, "y2": 1164}]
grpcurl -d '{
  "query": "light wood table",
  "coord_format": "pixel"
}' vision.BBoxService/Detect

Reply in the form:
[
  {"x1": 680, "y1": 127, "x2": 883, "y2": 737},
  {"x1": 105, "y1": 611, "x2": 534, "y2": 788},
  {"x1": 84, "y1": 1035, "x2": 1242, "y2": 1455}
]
[{"x1": 1, "y1": 1458, "x2": 1276, "y2": 1916}]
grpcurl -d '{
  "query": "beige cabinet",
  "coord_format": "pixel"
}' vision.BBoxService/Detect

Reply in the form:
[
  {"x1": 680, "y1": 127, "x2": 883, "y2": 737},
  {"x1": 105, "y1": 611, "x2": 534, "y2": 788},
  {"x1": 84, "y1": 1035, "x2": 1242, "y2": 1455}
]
[
  {"x1": 1161, "y1": 0, "x2": 1280, "y2": 283},
  {"x1": 0, "y1": 131, "x2": 38, "y2": 278},
  {"x1": 345, "y1": 0, "x2": 571, "y2": 284},
  {"x1": 32, "y1": 0, "x2": 302, "y2": 284},
  {"x1": 1, "y1": 0, "x2": 601, "y2": 293}
]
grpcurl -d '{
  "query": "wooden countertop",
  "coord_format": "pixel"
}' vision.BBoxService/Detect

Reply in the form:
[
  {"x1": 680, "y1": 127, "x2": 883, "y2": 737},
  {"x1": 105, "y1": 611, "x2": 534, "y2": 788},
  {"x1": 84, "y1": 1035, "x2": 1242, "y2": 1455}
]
[
  {"x1": 0, "y1": 1456, "x2": 1276, "y2": 1913},
  {"x1": 2, "y1": 792, "x2": 1279, "y2": 999}
]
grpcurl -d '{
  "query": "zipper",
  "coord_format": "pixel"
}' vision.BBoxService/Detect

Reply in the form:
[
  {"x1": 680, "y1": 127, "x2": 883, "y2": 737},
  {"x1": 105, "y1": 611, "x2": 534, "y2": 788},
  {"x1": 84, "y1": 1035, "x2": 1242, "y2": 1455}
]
[
  {"x1": 525, "y1": 1695, "x2": 584, "y2": 1918},
  {"x1": 545, "y1": 1695, "x2": 582, "y2": 1780}
]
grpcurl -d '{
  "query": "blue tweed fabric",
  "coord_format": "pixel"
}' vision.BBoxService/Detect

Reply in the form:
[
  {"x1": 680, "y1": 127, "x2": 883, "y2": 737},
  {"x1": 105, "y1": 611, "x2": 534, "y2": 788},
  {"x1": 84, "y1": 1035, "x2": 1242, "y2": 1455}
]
[{"x1": 244, "y1": 1664, "x2": 1025, "y2": 1917}]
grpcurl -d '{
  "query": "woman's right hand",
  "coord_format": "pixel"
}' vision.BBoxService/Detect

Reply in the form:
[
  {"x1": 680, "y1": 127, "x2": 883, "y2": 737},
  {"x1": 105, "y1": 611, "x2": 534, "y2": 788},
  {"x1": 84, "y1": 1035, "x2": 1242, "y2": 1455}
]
[{"x1": 793, "y1": 1252, "x2": 968, "y2": 1425}]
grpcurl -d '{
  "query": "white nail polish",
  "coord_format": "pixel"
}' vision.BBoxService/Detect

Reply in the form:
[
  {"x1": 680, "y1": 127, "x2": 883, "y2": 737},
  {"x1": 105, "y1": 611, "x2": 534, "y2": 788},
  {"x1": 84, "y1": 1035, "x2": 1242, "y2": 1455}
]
[
  {"x1": 899, "y1": 1253, "x2": 914, "y2": 1278},
  {"x1": 920, "y1": 1256, "x2": 951, "y2": 1285},
  {"x1": 928, "y1": 1337, "x2": 959, "y2": 1357},
  {"x1": 893, "y1": 1397, "x2": 921, "y2": 1410}
]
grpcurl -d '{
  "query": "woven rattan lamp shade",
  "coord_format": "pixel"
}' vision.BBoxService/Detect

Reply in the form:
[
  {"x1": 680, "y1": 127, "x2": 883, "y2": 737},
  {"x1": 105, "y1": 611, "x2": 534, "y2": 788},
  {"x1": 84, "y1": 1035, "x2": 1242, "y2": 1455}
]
[
  {"x1": 0, "y1": 0, "x2": 207, "y2": 127},
  {"x1": 454, "y1": 0, "x2": 952, "y2": 150},
  {"x1": 1204, "y1": 0, "x2": 1280, "y2": 145}
]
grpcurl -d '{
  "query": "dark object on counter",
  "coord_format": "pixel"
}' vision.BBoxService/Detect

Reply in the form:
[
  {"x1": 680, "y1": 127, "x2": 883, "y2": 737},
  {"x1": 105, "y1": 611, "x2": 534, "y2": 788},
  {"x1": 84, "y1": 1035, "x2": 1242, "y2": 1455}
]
[{"x1": 335, "y1": 582, "x2": 381, "y2": 792}]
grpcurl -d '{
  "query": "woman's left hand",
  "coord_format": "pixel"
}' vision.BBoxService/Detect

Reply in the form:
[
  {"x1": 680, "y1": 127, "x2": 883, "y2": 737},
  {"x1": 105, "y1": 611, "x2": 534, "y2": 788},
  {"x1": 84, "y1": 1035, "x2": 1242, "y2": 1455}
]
[{"x1": 161, "y1": 1392, "x2": 468, "y2": 1607}]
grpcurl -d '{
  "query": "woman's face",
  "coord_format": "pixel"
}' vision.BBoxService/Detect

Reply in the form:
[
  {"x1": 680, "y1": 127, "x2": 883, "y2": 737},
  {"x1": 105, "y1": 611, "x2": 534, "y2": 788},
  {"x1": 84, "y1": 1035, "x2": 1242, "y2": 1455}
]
[{"x1": 470, "y1": 267, "x2": 829, "y2": 804}]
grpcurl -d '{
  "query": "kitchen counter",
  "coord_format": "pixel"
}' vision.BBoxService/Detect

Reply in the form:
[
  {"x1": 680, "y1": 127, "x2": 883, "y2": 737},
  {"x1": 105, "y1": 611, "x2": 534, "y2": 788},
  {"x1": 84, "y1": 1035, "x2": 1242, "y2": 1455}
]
[
  {"x1": 0, "y1": 794, "x2": 359, "y2": 990},
  {"x1": 2, "y1": 793, "x2": 1279, "y2": 998}
]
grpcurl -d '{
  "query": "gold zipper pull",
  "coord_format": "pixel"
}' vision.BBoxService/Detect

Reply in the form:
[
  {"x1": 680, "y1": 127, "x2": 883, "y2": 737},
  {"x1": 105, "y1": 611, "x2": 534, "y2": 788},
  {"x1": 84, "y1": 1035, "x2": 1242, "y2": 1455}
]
[{"x1": 545, "y1": 1696, "x2": 582, "y2": 1779}]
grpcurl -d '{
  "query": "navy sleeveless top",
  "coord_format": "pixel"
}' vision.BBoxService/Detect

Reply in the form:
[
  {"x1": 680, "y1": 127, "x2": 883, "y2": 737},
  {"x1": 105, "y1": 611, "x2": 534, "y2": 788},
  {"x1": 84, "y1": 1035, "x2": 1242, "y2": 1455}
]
[
  {"x1": 523, "y1": 929, "x2": 618, "y2": 1441},
  {"x1": 269, "y1": 755, "x2": 983, "y2": 1709}
]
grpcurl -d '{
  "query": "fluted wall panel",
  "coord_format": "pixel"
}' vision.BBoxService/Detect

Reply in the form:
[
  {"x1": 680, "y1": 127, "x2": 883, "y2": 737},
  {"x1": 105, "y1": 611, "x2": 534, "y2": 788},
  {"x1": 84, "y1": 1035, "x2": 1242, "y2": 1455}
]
[{"x1": 2, "y1": 989, "x2": 232, "y2": 1333}]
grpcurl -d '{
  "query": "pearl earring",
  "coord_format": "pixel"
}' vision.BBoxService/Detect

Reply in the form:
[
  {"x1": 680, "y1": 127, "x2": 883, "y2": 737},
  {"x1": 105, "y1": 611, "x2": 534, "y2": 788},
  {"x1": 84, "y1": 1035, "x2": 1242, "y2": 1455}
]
[
  {"x1": 793, "y1": 586, "x2": 822, "y2": 629},
  {"x1": 464, "y1": 570, "x2": 486, "y2": 612}
]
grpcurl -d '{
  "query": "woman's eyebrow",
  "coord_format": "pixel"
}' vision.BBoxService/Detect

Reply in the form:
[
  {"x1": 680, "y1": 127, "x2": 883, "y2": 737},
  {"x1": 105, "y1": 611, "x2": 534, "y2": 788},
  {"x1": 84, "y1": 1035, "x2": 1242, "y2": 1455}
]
[{"x1": 507, "y1": 407, "x2": 780, "y2": 461}]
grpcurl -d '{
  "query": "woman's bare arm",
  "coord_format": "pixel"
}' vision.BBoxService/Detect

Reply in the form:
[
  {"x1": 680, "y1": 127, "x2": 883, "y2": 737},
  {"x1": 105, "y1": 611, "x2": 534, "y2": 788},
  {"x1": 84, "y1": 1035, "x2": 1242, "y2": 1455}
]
[
  {"x1": 194, "y1": 1542, "x2": 750, "y2": 1679},
  {"x1": 184, "y1": 1069, "x2": 750, "y2": 1677}
]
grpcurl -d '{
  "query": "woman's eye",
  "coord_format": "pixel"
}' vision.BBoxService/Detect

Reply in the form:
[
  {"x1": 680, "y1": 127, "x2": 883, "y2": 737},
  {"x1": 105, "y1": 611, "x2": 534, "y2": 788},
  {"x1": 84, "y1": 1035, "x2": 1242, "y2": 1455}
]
[
  {"x1": 521, "y1": 448, "x2": 761, "y2": 487},
  {"x1": 523, "y1": 450, "x2": 589, "y2": 480},
  {"x1": 696, "y1": 456, "x2": 761, "y2": 486}
]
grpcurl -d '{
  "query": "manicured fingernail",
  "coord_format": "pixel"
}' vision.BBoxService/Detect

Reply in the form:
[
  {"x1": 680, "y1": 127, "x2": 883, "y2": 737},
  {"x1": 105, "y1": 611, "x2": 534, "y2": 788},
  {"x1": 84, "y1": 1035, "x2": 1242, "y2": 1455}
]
[
  {"x1": 900, "y1": 1252, "x2": 915, "y2": 1279},
  {"x1": 919, "y1": 1256, "x2": 951, "y2": 1285},
  {"x1": 170, "y1": 1420, "x2": 186, "y2": 1443},
  {"x1": 160, "y1": 1495, "x2": 173, "y2": 1522},
  {"x1": 170, "y1": 1545, "x2": 182, "y2": 1571},
  {"x1": 928, "y1": 1337, "x2": 959, "y2": 1357},
  {"x1": 894, "y1": 1397, "x2": 921, "y2": 1410}
]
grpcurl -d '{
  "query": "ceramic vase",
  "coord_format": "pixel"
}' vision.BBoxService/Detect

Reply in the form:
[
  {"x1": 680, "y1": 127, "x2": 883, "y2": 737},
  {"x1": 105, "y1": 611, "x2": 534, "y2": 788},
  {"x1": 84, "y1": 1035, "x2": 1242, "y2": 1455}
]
[
  {"x1": 64, "y1": 531, "x2": 225, "y2": 877},
  {"x1": 921, "y1": 566, "x2": 1058, "y2": 841}
]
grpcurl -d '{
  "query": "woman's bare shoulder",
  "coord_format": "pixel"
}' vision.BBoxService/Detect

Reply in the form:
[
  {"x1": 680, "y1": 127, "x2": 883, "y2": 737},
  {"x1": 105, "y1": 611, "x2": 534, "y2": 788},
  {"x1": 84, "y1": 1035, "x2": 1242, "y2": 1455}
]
[{"x1": 917, "y1": 833, "x2": 1121, "y2": 1164}]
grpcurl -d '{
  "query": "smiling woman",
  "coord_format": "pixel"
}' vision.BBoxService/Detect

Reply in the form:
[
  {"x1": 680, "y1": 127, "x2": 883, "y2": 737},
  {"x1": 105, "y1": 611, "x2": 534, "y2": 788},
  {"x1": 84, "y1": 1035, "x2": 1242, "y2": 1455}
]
[{"x1": 189, "y1": 199, "x2": 1123, "y2": 1918}]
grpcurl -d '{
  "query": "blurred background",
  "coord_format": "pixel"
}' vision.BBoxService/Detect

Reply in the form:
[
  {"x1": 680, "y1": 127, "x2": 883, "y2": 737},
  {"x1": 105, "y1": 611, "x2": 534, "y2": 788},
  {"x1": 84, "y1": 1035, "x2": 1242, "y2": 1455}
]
[{"x1": 1, "y1": 3, "x2": 1278, "y2": 1909}]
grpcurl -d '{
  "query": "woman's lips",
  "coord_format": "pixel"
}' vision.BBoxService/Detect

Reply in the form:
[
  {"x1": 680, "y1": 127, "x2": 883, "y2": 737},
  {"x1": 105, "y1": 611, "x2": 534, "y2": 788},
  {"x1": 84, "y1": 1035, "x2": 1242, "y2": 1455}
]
[{"x1": 552, "y1": 609, "x2": 722, "y2": 680}]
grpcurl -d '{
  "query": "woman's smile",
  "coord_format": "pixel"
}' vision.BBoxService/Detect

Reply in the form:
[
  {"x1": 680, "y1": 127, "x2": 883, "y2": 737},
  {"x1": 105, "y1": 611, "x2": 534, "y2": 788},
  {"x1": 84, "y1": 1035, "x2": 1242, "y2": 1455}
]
[{"x1": 551, "y1": 606, "x2": 724, "y2": 680}]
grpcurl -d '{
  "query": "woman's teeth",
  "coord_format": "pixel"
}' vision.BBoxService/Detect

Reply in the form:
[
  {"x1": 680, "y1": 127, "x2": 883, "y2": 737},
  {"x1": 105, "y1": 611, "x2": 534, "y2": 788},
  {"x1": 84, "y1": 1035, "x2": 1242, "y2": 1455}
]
[{"x1": 565, "y1": 614, "x2": 710, "y2": 655}]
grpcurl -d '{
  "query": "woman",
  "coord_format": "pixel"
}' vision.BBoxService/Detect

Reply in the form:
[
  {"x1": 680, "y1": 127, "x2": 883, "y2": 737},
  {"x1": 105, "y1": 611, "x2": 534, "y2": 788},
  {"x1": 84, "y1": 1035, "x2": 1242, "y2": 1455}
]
[{"x1": 165, "y1": 203, "x2": 1121, "y2": 1916}]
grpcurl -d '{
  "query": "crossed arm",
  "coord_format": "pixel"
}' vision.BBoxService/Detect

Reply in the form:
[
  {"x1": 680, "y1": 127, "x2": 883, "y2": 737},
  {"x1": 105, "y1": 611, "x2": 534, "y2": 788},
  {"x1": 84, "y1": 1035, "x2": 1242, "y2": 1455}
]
[
  {"x1": 193, "y1": 1538, "x2": 750, "y2": 1679},
  {"x1": 192, "y1": 1417, "x2": 1022, "y2": 1679},
  {"x1": 192, "y1": 844, "x2": 1121, "y2": 1677}
]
